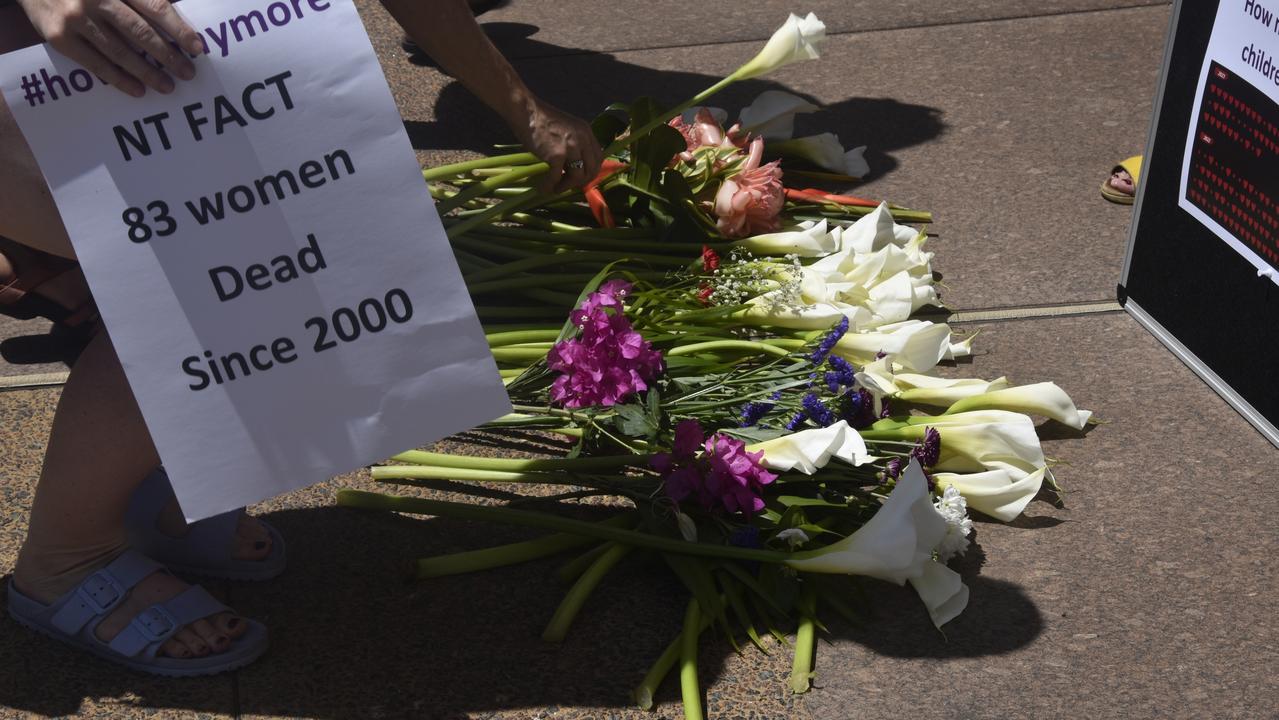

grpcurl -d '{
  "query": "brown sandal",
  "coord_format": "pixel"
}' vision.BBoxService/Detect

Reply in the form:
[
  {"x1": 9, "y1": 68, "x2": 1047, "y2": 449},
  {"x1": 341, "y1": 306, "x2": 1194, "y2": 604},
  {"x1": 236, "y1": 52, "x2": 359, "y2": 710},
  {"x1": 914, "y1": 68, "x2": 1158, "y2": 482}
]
[{"x1": 0, "y1": 236, "x2": 100, "y2": 345}]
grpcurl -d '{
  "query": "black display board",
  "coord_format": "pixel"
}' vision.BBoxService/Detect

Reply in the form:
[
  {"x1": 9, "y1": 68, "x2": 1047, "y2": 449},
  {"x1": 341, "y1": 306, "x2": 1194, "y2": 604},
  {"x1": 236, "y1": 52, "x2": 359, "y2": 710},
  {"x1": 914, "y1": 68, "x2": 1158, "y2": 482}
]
[{"x1": 1121, "y1": 0, "x2": 1279, "y2": 447}]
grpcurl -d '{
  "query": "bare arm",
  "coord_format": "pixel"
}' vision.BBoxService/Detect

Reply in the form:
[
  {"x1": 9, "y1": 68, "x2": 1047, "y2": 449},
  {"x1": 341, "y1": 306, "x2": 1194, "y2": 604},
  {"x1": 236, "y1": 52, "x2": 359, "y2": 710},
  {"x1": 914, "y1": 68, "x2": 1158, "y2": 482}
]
[{"x1": 380, "y1": 0, "x2": 603, "y2": 192}]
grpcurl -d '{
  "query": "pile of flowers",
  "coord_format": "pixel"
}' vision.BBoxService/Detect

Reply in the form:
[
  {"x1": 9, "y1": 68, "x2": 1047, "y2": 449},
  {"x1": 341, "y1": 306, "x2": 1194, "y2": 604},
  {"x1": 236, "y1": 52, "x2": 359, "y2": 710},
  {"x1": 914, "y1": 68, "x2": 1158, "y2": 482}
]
[{"x1": 337, "y1": 12, "x2": 1092, "y2": 719}]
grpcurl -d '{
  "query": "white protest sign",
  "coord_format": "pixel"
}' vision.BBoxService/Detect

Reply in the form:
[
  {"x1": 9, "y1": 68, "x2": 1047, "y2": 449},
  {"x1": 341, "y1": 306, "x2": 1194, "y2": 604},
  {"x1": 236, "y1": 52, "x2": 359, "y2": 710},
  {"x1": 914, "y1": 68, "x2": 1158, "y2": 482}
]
[
  {"x1": 0, "y1": 0, "x2": 511, "y2": 520},
  {"x1": 1177, "y1": 0, "x2": 1279, "y2": 285}
]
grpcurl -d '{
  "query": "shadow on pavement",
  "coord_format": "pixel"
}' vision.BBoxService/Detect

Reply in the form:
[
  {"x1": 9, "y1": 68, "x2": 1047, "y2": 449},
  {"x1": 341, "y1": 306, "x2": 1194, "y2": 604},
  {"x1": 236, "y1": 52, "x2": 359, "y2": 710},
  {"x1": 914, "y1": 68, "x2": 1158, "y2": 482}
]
[
  {"x1": 1, "y1": 498, "x2": 1043, "y2": 717},
  {"x1": 405, "y1": 23, "x2": 945, "y2": 184}
]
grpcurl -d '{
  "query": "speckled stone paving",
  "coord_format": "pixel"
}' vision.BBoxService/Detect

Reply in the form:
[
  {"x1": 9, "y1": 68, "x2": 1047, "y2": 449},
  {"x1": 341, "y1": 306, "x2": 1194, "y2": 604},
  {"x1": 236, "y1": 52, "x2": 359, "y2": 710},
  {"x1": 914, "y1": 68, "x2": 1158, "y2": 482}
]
[{"x1": 7, "y1": 0, "x2": 1278, "y2": 718}]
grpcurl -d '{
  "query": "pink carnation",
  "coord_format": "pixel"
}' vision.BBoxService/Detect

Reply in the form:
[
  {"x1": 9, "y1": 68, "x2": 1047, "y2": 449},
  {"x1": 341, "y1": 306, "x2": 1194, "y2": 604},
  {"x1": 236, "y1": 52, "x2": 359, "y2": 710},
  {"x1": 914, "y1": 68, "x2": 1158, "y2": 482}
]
[
  {"x1": 548, "y1": 281, "x2": 664, "y2": 409},
  {"x1": 651, "y1": 419, "x2": 777, "y2": 515},
  {"x1": 713, "y1": 136, "x2": 784, "y2": 238}
]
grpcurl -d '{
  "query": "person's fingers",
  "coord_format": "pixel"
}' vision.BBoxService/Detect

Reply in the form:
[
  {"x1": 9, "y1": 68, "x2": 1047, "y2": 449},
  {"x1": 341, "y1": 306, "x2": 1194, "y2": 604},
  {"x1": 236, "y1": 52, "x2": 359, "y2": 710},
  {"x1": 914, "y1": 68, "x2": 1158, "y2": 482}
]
[
  {"x1": 58, "y1": 35, "x2": 145, "y2": 97},
  {"x1": 581, "y1": 139, "x2": 604, "y2": 183},
  {"x1": 80, "y1": 16, "x2": 174, "y2": 93},
  {"x1": 124, "y1": 0, "x2": 205, "y2": 56},
  {"x1": 539, "y1": 150, "x2": 567, "y2": 195},
  {"x1": 102, "y1": 0, "x2": 195, "y2": 80}
]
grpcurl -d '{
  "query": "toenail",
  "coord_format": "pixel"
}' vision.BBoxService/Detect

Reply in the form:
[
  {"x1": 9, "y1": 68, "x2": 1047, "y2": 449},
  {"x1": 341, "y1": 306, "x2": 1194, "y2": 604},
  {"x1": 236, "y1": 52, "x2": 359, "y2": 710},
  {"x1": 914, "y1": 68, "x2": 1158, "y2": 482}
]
[
  {"x1": 228, "y1": 618, "x2": 241, "y2": 629},
  {"x1": 216, "y1": 635, "x2": 229, "y2": 646}
]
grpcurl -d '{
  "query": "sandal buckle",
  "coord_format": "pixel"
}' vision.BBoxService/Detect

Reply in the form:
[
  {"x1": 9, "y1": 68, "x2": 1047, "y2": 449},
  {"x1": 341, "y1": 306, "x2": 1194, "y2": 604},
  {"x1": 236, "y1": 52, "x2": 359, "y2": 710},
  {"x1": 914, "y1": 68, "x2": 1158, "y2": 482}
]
[
  {"x1": 77, "y1": 571, "x2": 124, "y2": 614},
  {"x1": 134, "y1": 606, "x2": 178, "y2": 641}
]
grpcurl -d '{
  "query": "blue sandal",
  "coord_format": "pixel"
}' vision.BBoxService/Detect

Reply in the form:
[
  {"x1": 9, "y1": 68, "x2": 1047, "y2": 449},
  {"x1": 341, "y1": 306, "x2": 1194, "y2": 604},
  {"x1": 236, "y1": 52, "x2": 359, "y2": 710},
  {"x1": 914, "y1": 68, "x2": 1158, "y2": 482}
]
[
  {"x1": 126, "y1": 469, "x2": 286, "y2": 582},
  {"x1": 7, "y1": 550, "x2": 268, "y2": 677}
]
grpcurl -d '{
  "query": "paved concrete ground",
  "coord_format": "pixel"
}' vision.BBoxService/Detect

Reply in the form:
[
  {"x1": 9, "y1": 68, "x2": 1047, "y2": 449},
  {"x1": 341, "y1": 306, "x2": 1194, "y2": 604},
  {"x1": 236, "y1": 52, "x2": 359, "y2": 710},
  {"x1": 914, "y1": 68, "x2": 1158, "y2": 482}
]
[{"x1": 5, "y1": 0, "x2": 1278, "y2": 718}]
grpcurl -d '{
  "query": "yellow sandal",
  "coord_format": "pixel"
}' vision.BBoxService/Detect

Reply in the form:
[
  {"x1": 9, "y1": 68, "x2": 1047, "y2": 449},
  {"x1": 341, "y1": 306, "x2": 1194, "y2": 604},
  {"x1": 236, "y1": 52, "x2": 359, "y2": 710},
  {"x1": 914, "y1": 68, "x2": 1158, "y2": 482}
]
[{"x1": 1101, "y1": 155, "x2": 1143, "y2": 205}]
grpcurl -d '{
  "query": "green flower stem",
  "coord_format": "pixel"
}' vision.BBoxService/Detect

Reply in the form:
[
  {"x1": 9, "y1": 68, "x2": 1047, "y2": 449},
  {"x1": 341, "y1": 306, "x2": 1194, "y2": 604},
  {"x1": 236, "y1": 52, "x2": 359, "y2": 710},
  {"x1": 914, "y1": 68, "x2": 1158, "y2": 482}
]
[
  {"x1": 542, "y1": 543, "x2": 633, "y2": 642},
  {"x1": 490, "y1": 346, "x2": 553, "y2": 363},
  {"x1": 416, "y1": 515, "x2": 634, "y2": 579},
  {"x1": 335, "y1": 491, "x2": 807, "y2": 565},
  {"x1": 370, "y1": 465, "x2": 563, "y2": 484},
  {"x1": 480, "y1": 411, "x2": 570, "y2": 427},
  {"x1": 557, "y1": 541, "x2": 613, "y2": 583},
  {"x1": 603, "y1": 75, "x2": 737, "y2": 157},
  {"x1": 633, "y1": 606, "x2": 714, "y2": 711},
  {"x1": 485, "y1": 329, "x2": 561, "y2": 346},
  {"x1": 498, "y1": 216, "x2": 647, "y2": 238},
  {"x1": 421, "y1": 152, "x2": 538, "y2": 182},
  {"x1": 468, "y1": 271, "x2": 666, "y2": 296},
  {"x1": 445, "y1": 191, "x2": 548, "y2": 240},
  {"x1": 679, "y1": 598, "x2": 706, "y2": 720},
  {"x1": 452, "y1": 236, "x2": 542, "y2": 262},
  {"x1": 388, "y1": 450, "x2": 654, "y2": 473},
  {"x1": 499, "y1": 368, "x2": 524, "y2": 378},
  {"x1": 436, "y1": 164, "x2": 548, "y2": 214},
  {"x1": 476, "y1": 306, "x2": 566, "y2": 321},
  {"x1": 789, "y1": 583, "x2": 818, "y2": 694},
  {"x1": 667, "y1": 340, "x2": 792, "y2": 358}
]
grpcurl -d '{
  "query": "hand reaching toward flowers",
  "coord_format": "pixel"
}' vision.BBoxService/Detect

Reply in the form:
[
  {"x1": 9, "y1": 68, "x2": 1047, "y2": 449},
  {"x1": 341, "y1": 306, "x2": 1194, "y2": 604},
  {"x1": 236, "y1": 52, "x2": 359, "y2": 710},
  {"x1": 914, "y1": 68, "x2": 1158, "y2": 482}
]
[{"x1": 382, "y1": 0, "x2": 603, "y2": 192}]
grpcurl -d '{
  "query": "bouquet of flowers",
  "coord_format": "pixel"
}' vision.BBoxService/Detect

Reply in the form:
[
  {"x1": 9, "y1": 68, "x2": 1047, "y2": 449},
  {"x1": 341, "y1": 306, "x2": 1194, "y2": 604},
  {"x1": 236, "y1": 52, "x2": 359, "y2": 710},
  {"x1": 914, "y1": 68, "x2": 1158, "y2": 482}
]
[{"x1": 338, "y1": 12, "x2": 1091, "y2": 719}]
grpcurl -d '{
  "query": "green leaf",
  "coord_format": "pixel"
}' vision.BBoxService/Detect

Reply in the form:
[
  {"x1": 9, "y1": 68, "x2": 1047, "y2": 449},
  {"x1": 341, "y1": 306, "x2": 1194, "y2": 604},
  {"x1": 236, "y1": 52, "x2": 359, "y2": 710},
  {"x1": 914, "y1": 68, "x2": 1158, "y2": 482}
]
[
  {"x1": 614, "y1": 402, "x2": 657, "y2": 439},
  {"x1": 663, "y1": 553, "x2": 725, "y2": 622},
  {"x1": 591, "y1": 109, "x2": 629, "y2": 147},
  {"x1": 720, "y1": 426, "x2": 790, "y2": 444}
]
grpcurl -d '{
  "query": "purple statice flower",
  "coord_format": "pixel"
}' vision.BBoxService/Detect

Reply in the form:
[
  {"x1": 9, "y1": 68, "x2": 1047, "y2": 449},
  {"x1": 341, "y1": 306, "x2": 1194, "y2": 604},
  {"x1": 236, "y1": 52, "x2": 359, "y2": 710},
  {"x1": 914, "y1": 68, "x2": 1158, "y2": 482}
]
[
  {"x1": 808, "y1": 316, "x2": 849, "y2": 365},
  {"x1": 911, "y1": 427, "x2": 942, "y2": 467},
  {"x1": 840, "y1": 388, "x2": 877, "y2": 429},
  {"x1": 874, "y1": 350, "x2": 888, "y2": 360},
  {"x1": 801, "y1": 392, "x2": 836, "y2": 427},
  {"x1": 824, "y1": 355, "x2": 856, "y2": 392},
  {"x1": 785, "y1": 411, "x2": 807, "y2": 431},
  {"x1": 739, "y1": 401, "x2": 775, "y2": 427},
  {"x1": 651, "y1": 419, "x2": 777, "y2": 516},
  {"x1": 884, "y1": 456, "x2": 902, "y2": 480},
  {"x1": 549, "y1": 281, "x2": 664, "y2": 408}
]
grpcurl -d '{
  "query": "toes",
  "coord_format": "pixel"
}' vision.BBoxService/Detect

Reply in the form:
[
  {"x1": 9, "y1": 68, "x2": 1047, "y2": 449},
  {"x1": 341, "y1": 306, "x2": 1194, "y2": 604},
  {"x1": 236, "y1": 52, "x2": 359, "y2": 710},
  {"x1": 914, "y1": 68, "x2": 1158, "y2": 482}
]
[
  {"x1": 214, "y1": 612, "x2": 249, "y2": 640},
  {"x1": 191, "y1": 618, "x2": 230, "y2": 654},
  {"x1": 162, "y1": 637, "x2": 192, "y2": 658},
  {"x1": 174, "y1": 627, "x2": 210, "y2": 657},
  {"x1": 234, "y1": 516, "x2": 272, "y2": 561}
]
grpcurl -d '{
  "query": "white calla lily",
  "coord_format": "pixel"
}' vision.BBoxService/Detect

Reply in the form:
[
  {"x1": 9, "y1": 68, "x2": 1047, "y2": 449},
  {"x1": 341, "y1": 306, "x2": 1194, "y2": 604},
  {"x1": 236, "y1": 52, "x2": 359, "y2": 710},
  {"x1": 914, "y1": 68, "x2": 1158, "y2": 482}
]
[
  {"x1": 748, "y1": 420, "x2": 871, "y2": 474},
  {"x1": 835, "y1": 320, "x2": 953, "y2": 372},
  {"x1": 895, "y1": 373, "x2": 1011, "y2": 407},
  {"x1": 843, "y1": 203, "x2": 920, "y2": 254},
  {"x1": 786, "y1": 459, "x2": 944, "y2": 583},
  {"x1": 738, "y1": 89, "x2": 817, "y2": 140},
  {"x1": 944, "y1": 382, "x2": 1092, "y2": 430},
  {"x1": 733, "y1": 13, "x2": 827, "y2": 81},
  {"x1": 908, "y1": 559, "x2": 970, "y2": 628},
  {"x1": 945, "y1": 333, "x2": 976, "y2": 360},
  {"x1": 932, "y1": 467, "x2": 1047, "y2": 522},
  {"x1": 861, "y1": 410, "x2": 1046, "y2": 476},
  {"x1": 736, "y1": 219, "x2": 839, "y2": 256},
  {"x1": 770, "y1": 133, "x2": 870, "y2": 178}
]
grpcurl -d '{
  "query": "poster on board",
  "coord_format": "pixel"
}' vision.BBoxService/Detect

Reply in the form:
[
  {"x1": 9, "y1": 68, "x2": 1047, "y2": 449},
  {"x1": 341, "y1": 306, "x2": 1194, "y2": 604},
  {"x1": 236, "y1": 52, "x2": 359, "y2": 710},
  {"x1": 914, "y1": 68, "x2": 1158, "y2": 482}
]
[
  {"x1": 0, "y1": 0, "x2": 512, "y2": 520},
  {"x1": 1178, "y1": 0, "x2": 1279, "y2": 284}
]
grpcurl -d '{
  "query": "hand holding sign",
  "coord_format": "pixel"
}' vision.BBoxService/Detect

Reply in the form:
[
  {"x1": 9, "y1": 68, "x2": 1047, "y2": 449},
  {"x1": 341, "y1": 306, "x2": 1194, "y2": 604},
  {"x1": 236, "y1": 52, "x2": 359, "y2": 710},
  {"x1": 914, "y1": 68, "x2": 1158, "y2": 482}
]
[{"x1": 16, "y1": 0, "x2": 204, "y2": 96}]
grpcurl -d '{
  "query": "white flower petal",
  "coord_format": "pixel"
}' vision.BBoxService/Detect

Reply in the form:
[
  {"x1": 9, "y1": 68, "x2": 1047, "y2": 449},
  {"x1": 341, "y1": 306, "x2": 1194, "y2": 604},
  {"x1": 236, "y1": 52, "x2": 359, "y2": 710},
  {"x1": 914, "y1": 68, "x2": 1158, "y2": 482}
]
[
  {"x1": 734, "y1": 13, "x2": 827, "y2": 81},
  {"x1": 738, "y1": 90, "x2": 818, "y2": 140},
  {"x1": 908, "y1": 560, "x2": 970, "y2": 628},
  {"x1": 786, "y1": 459, "x2": 944, "y2": 583},
  {"x1": 933, "y1": 467, "x2": 1047, "y2": 522},
  {"x1": 947, "y1": 382, "x2": 1091, "y2": 430},
  {"x1": 844, "y1": 145, "x2": 869, "y2": 177}
]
